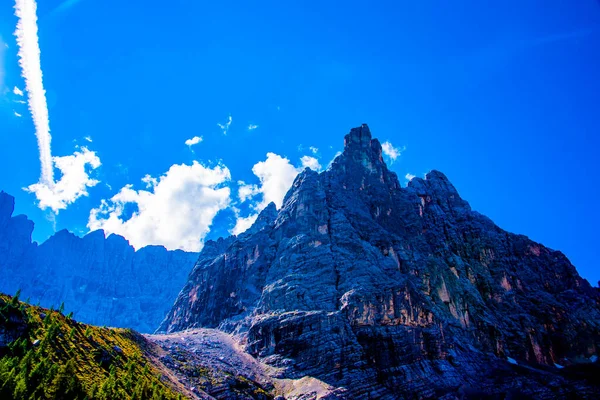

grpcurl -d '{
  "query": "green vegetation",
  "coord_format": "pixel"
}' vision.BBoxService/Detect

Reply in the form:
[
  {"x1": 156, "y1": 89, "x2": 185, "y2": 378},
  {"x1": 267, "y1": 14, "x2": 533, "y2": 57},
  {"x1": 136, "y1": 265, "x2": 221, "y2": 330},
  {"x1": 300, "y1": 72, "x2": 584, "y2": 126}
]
[{"x1": 0, "y1": 293, "x2": 184, "y2": 399}]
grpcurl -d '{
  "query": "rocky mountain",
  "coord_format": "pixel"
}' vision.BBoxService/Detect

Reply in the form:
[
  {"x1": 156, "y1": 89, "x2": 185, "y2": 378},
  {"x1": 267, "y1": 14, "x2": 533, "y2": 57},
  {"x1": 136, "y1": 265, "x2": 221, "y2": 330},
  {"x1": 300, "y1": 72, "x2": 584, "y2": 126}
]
[
  {"x1": 0, "y1": 192, "x2": 197, "y2": 333},
  {"x1": 159, "y1": 124, "x2": 600, "y2": 398}
]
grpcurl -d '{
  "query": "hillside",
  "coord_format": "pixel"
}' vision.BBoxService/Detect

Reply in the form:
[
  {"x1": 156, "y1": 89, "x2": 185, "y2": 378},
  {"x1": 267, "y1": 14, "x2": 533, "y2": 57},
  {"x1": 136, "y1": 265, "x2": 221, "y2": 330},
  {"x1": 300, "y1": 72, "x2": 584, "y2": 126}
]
[
  {"x1": 0, "y1": 292, "x2": 191, "y2": 399},
  {"x1": 1, "y1": 292, "x2": 341, "y2": 399}
]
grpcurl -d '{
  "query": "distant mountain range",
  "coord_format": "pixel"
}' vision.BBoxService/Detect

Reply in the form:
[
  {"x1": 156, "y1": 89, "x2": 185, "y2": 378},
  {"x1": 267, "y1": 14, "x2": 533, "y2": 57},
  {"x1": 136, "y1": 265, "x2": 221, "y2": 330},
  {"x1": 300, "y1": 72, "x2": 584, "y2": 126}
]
[{"x1": 0, "y1": 192, "x2": 197, "y2": 333}]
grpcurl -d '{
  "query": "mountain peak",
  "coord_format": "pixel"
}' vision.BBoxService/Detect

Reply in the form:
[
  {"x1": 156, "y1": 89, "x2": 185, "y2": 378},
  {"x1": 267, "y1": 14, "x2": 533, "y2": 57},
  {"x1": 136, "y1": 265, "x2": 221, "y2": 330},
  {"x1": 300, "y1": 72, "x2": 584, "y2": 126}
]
[
  {"x1": 160, "y1": 124, "x2": 600, "y2": 398},
  {"x1": 341, "y1": 124, "x2": 383, "y2": 164},
  {"x1": 343, "y1": 123, "x2": 372, "y2": 148},
  {"x1": 329, "y1": 124, "x2": 400, "y2": 194}
]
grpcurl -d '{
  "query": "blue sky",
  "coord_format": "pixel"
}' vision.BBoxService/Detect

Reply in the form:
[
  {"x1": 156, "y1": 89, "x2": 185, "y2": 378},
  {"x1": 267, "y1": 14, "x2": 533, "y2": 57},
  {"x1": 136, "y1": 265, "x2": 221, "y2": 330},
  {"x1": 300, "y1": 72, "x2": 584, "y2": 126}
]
[{"x1": 0, "y1": 1, "x2": 599, "y2": 284}]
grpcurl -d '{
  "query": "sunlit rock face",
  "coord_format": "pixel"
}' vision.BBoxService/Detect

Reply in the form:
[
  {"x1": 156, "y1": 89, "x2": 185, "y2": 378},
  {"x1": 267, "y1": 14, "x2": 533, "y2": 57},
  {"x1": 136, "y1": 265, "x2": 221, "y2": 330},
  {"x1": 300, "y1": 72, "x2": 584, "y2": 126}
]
[
  {"x1": 0, "y1": 191, "x2": 197, "y2": 333},
  {"x1": 160, "y1": 124, "x2": 600, "y2": 398}
]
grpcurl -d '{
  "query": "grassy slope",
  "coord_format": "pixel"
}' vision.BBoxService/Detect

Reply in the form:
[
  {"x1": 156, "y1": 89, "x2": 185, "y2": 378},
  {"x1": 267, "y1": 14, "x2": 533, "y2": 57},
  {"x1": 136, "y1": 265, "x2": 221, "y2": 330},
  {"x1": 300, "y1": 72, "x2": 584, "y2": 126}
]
[{"x1": 0, "y1": 292, "x2": 187, "y2": 400}]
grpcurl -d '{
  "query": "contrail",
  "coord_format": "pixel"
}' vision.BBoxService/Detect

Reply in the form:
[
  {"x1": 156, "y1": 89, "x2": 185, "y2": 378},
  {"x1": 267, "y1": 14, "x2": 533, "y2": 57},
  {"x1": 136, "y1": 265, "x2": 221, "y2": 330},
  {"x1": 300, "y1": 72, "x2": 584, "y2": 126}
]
[{"x1": 14, "y1": 0, "x2": 54, "y2": 186}]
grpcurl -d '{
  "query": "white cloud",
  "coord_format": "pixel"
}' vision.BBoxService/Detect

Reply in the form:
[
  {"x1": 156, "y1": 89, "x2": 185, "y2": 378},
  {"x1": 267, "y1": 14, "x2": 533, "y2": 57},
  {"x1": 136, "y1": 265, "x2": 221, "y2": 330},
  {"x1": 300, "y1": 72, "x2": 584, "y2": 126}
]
[
  {"x1": 309, "y1": 146, "x2": 318, "y2": 154},
  {"x1": 25, "y1": 147, "x2": 101, "y2": 213},
  {"x1": 14, "y1": 112, "x2": 22, "y2": 117},
  {"x1": 15, "y1": 1, "x2": 96, "y2": 214},
  {"x1": 405, "y1": 173, "x2": 416, "y2": 181},
  {"x1": 232, "y1": 152, "x2": 317, "y2": 235},
  {"x1": 15, "y1": 0, "x2": 55, "y2": 186},
  {"x1": 381, "y1": 141, "x2": 405, "y2": 163},
  {"x1": 141, "y1": 174, "x2": 158, "y2": 188},
  {"x1": 326, "y1": 151, "x2": 343, "y2": 170},
  {"x1": 231, "y1": 213, "x2": 258, "y2": 236},
  {"x1": 251, "y1": 153, "x2": 302, "y2": 210},
  {"x1": 248, "y1": 124, "x2": 258, "y2": 131},
  {"x1": 237, "y1": 181, "x2": 260, "y2": 202},
  {"x1": 217, "y1": 115, "x2": 232, "y2": 135},
  {"x1": 14, "y1": 100, "x2": 27, "y2": 104},
  {"x1": 300, "y1": 155, "x2": 322, "y2": 172},
  {"x1": 185, "y1": 135, "x2": 203, "y2": 147},
  {"x1": 88, "y1": 162, "x2": 231, "y2": 252},
  {"x1": 83, "y1": 135, "x2": 92, "y2": 142}
]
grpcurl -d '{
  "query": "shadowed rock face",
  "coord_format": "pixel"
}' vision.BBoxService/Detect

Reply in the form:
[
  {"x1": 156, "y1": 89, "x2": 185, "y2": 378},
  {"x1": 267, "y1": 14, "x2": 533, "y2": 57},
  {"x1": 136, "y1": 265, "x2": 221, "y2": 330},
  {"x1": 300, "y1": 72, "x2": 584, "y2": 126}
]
[
  {"x1": 0, "y1": 192, "x2": 197, "y2": 333},
  {"x1": 159, "y1": 124, "x2": 600, "y2": 398}
]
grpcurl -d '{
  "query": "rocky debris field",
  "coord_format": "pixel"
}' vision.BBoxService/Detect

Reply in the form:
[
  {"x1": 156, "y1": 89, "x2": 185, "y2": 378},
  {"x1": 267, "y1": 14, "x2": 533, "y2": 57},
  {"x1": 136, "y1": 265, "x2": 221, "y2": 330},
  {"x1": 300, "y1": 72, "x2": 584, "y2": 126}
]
[{"x1": 147, "y1": 328, "x2": 348, "y2": 399}]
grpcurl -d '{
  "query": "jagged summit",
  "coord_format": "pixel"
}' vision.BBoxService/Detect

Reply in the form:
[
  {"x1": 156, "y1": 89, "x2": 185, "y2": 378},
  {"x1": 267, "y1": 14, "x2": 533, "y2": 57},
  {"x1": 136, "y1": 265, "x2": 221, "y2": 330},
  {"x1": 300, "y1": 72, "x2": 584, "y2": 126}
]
[
  {"x1": 343, "y1": 123, "x2": 373, "y2": 148},
  {"x1": 334, "y1": 124, "x2": 388, "y2": 171},
  {"x1": 160, "y1": 124, "x2": 600, "y2": 398},
  {"x1": 241, "y1": 201, "x2": 278, "y2": 237}
]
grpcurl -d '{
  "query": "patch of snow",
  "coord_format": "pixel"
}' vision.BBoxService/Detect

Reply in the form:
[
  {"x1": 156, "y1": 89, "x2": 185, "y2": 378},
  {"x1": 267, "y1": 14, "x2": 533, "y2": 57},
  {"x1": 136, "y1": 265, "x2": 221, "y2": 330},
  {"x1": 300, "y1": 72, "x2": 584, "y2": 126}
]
[
  {"x1": 507, "y1": 357, "x2": 518, "y2": 365},
  {"x1": 554, "y1": 363, "x2": 564, "y2": 369},
  {"x1": 590, "y1": 355, "x2": 598, "y2": 363}
]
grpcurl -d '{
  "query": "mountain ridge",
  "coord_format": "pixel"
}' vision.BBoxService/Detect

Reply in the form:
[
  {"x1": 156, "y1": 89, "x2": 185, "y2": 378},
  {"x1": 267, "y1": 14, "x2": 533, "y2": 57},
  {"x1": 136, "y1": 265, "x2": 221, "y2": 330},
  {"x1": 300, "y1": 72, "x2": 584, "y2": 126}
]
[
  {"x1": 159, "y1": 124, "x2": 600, "y2": 398},
  {"x1": 0, "y1": 193, "x2": 198, "y2": 333}
]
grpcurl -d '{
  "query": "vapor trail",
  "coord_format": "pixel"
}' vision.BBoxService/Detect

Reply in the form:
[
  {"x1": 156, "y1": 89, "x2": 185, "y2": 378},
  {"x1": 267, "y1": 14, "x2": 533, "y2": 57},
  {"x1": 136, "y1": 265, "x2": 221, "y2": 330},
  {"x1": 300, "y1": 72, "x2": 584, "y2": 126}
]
[{"x1": 14, "y1": 0, "x2": 54, "y2": 185}]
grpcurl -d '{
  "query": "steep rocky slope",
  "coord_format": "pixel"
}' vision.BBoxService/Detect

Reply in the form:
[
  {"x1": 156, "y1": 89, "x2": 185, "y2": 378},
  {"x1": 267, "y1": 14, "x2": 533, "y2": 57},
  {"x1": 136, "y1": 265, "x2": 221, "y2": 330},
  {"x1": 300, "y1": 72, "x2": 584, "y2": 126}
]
[
  {"x1": 0, "y1": 193, "x2": 197, "y2": 333},
  {"x1": 160, "y1": 124, "x2": 600, "y2": 398}
]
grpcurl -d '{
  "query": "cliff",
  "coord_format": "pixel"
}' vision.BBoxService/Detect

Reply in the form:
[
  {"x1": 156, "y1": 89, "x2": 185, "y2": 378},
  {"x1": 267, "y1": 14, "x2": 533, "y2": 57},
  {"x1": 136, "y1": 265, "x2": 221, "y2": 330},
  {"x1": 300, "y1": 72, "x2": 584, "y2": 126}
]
[{"x1": 159, "y1": 124, "x2": 600, "y2": 398}]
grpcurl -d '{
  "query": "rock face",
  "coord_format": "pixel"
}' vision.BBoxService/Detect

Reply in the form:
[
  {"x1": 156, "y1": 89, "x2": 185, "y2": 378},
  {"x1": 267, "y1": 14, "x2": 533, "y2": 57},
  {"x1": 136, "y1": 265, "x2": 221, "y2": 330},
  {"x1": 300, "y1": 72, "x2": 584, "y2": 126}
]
[
  {"x1": 160, "y1": 125, "x2": 600, "y2": 398},
  {"x1": 0, "y1": 191, "x2": 197, "y2": 333}
]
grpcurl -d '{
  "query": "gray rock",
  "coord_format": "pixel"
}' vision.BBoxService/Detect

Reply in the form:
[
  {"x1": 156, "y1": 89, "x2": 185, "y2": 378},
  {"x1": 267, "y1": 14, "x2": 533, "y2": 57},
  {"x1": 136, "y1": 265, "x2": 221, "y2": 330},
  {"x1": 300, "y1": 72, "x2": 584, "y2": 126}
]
[{"x1": 160, "y1": 124, "x2": 600, "y2": 398}]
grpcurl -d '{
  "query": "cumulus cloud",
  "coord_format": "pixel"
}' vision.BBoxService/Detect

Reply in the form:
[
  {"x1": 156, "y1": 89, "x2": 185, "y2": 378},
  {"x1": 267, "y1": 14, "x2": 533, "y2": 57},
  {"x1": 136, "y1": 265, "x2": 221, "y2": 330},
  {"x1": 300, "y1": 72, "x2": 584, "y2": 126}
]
[
  {"x1": 25, "y1": 147, "x2": 101, "y2": 213},
  {"x1": 405, "y1": 173, "x2": 416, "y2": 181},
  {"x1": 185, "y1": 135, "x2": 203, "y2": 147},
  {"x1": 83, "y1": 135, "x2": 92, "y2": 142},
  {"x1": 250, "y1": 153, "x2": 303, "y2": 210},
  {"x1": 232, "y1": 152, "x2": 321, "y2": 235},
  {"x1": 13, "y1": 86, "x2": 24, "y2": 96},
  {"x1": 237, "y1": 181, "x2": 260, "y2": 202},
  {"x1": 248, "y1": 124, "x2": 258, "y2": 131},
  {"x1": 141, "y1": 174, "x2": 158, "y2": 188},
  {"x1": 381, "y1": 141, "x2": 405, "y2": 163},
  {"x1": 217, "y1": 115, "x2": 232, "y2": 135},
  {"x1": 88, "y1": 162, "x2": 231, "y2": 252},
  {"x1": 231, "y1": 212, "x2": 258, "y2": 236},
  {"x1": 300, "y1": 155, "x2": 322, "y2": 172}
]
